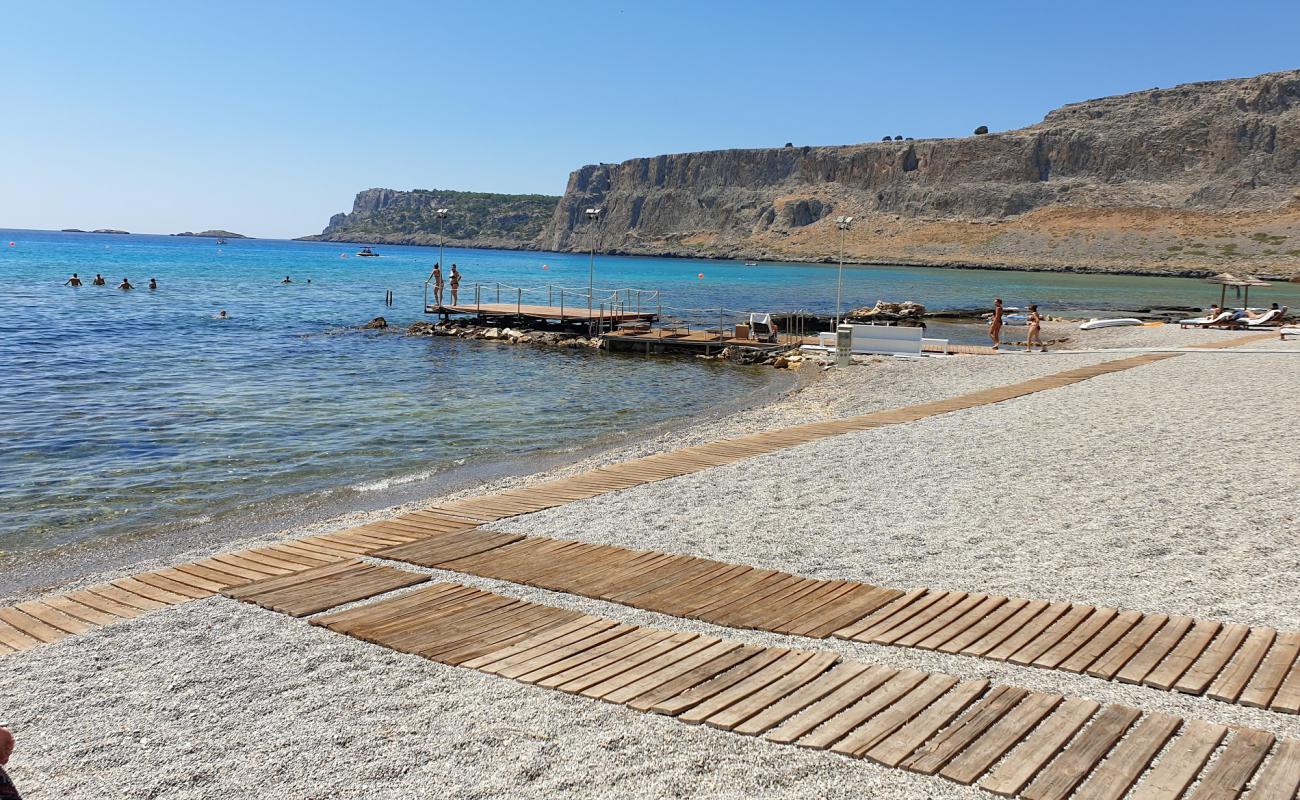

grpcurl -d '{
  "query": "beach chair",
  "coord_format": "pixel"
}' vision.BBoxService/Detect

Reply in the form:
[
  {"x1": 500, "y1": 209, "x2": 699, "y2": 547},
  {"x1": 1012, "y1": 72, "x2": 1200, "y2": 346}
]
[
  {"x1": 749, "y1": 313, "x2": 778, "y2": 343},
  {"x1": 1235, "y1": 307, "x2": 1286, "y2": 328},
  {"x1": 1179, "y1": 310, "x2": 1234, "y2": 329},
  {"x1": 1279, "y1": 326, "x2": 1299, "y2": 340}
]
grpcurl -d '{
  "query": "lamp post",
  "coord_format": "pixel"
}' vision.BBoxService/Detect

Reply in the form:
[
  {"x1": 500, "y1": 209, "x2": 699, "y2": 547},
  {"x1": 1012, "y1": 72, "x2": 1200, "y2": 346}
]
[
  {"x1": 436, "y1": 206, "x2": 449, "y2": 276},
  {"x1": 835, "y1": 215, "x2": 854, "y2": 328},
  {"x1": 585, "y1": 207, "x2": 602, "y2": 333}
]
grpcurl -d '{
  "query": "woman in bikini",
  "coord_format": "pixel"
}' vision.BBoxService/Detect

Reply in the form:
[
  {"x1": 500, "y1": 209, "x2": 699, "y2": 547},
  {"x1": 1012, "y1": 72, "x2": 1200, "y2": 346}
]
[
  {"x1": 449, "y1": 264, "x2": 461, "y2": 305},
  {"x1": 432, "y1": 264, "x2": 444, "y2": 306},
  {"x1": 1027, "y1": 304, "x2": 1045, "y2": 351},
  {"x1": 989, "y1": 298, "x2": 1004, "y2": 350}
]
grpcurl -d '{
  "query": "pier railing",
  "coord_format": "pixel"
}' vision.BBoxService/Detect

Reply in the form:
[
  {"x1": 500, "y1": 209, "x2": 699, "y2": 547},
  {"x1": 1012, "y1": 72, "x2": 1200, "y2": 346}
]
[{"x1": 428, "y1": 282, "x2": 663, "y2": 325}]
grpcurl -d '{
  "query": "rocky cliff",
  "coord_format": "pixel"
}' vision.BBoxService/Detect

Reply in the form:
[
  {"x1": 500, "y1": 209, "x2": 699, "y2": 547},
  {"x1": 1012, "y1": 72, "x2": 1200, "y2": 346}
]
[
  {"x1": 543, "y1": 70, "x2": 1300, "y2": 276},
  {"x1": 301, "y1": 187, "x2": 559, "y2": 249}
]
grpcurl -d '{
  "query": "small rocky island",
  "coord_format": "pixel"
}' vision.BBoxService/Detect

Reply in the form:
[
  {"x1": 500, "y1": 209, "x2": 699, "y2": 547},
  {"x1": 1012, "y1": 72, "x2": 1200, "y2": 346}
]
[
  {"x1": 173, "y1": 230, "x2": 250, "y2": 239},
  {"x1": 61, "y1": 228, "x2": 130, "y2": 234}
]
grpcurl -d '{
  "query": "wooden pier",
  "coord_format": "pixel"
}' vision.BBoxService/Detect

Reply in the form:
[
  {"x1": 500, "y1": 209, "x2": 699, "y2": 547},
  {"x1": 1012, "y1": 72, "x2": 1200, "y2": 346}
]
[{"x1": 426, "y1": 302, "x2": 658, "y2": 327}]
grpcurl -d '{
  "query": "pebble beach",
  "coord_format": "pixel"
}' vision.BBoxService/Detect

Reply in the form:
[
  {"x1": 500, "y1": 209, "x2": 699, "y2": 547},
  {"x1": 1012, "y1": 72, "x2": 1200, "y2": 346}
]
[{"x1": 3, "y1": 322, "x2": 1299, "y2": 799}]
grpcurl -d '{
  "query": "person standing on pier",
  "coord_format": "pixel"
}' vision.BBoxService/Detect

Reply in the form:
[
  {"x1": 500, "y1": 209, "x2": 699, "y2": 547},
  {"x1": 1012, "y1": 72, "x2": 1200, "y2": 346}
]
[
  {"x1": 449, "y1": 264, "x2": 461, "y2": 305},
  {"x1": 989, "y1": 298, "x2": 1004, "y2": 350},
  {"x1": 432, "y1": 263, "x2": 444, "y2": 306}
]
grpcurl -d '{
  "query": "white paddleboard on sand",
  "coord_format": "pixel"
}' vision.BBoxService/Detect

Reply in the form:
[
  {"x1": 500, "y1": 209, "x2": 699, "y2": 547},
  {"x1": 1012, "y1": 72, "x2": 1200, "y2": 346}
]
[{"x1": 1079, "y1": 318, "x2": 1143, "y2": 330}]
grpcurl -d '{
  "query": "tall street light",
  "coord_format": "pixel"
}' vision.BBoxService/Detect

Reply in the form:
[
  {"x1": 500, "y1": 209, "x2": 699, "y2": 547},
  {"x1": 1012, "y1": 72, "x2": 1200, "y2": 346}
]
[
  {"x1": 585, "y1": 207, "x2": 602, "y2": 331},
  {"x1": 835, "y1": 215, "x2": 854, "y2": 328},
  {"x1": 436, "y1": 207, "x2": 449, "y2": 278}
]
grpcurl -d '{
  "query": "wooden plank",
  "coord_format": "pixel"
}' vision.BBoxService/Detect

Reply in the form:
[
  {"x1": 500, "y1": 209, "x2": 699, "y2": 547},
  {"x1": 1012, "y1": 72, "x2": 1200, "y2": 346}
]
[
  {"x1": 831, "y1": 673, "x2": 960, "y2": 756},
  {"x1": 626, "y1": 644, "x2": 767, "y2": 713},
  {"x1": 13, "y1": 601, "x2": 94, "y2": 635},
  {"x1": 833, "y1": 588, "x2": 928, "y2": 640},
  {"x1": 1007, "y1": 604, "x2": 1097, "y2": 666},
  {"x1": 1020, "y1": 705, "x2": 1142, "y2": 800},
  {"x1": 41, "y1": 594, "x2": 122, "y2": 626},
  {"x1": 65, "y1": 589, "x2": 145, "y2": 619},
  {"x1": 1144, "y1": 619, "x2": 1222, "y2": 691},
  {"x1": 1245, "y1": 739, "x2": 1300, "y2": 800},
  {"x1": 1058, "y1": 610, "x2": 1143, "y2": 674},
  {"x1": 1129, "y1": 720, "x2": 1227, "y2": 800},
  {"x1": 701, "y1": 651, "x2": 839, "y2": 731},
  {"x1": 938, "y1": 598, "x2": 1032, "y2": 654},
  {"x1": 1116, "y1": 615, "x2": 1194, "y2": 684},
  {"x1": 680, "y1": 650, "x2": 821, "y2": 725},
  {"x1": 764, "y1": 664, "x2": 899, "y2": 745},
  {"x1": 796, "y1": 669, "x2": 930, "y2": 750},
  {"x1": 1186, "y1": 729, "x2": 1275, "y2": 800},
  {"x1": 0, "y1": 607, "x2": 70, "y2": 643},
  {"x1": 1209, "y1": 628, "x2": 1278, "y2": 703},
  {"x1": 652, "y1": 648, "x2": 791, "y2": 717},
  {"x1": 131, "y1": 571, "x2": 213, "y2": 600},
  {"x1": 1087, "y1": 613, "x2": 1171, "y2": 680},
  {"x1": 0, "y1": 619, "x2": 42, "y2": 651},
  {"x1": 939, "y1": 693, "x2": 1064, "y2": 785},
  {"x1": 913, "y1": 595, "x2": 1008, "y2": 651},
  {"x1": 979, "y1": 697, "x2": 1100, "y2": 797},
  {"x1": 1175, "y1": 623, "x2": 1250, "y2": 696},
  {"x1": 903, "y1": 685, "x2": 1030, "y2": 775},
  {"x1": 983, "y1": 602, "x2": 1071, "y2": 661},
  {"x1": 584, "y1": 636, "x2": 727, "y2": 702},
  {"x1": 1240, "y1": 631, "x2": 1300, "y2": 709},
  {"x1": 1270, "y1": 659, "x2": 1300, "y2": 715},
  {"x1": 730, "y1": 661, "x2": 876, "y2": 736},
  {"x1": 1070, "y1": 712, "x2": 1182, "y2": 800},
  {"x1": 1032, "y1": 608, "x2": 1120, "y2": 671},
  {"x1": 83, "y1": 583, "x2": 167, "y2": 611},
  {"x1": 862, "y1": 680, "x2": 991, "y2": 769}
]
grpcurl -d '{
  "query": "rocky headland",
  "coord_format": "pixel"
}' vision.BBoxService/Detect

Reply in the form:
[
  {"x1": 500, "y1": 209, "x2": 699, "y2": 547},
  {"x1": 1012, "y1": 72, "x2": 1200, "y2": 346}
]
[
  {"x1": 305, "y1": 70, "x2": 1300, "y2": 278},
  {"x1": 300, "y1": 188, "x2": 559, "y2": 248}
]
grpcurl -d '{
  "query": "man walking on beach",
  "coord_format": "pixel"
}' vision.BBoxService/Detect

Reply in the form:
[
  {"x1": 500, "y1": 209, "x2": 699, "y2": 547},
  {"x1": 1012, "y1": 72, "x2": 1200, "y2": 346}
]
[
  {"x1": 989, "y1": 298, "x2": 1004, "y2": 350},
  {"x1": 0, "y1": 727, "x2": 21, "y2": 800}
]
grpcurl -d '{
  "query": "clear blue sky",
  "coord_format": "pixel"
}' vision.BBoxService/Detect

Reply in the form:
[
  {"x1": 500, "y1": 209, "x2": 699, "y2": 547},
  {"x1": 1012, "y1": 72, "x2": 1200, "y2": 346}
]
[{"x1": 2, "y1": 0, "x2": 1296, "y2": 239}]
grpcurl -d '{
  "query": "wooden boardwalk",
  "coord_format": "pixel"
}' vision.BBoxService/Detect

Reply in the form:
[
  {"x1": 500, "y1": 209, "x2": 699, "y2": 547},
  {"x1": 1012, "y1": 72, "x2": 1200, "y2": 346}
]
[
  {"x1": 222, "y1": 569, "x2": 1300, "y2": 800},
  {"x1": 427, "y1": 301, "x2": 657, "y2": 325},
  {"x1": 375, "y1": 527, "x2": 1300, "y2": 716}
]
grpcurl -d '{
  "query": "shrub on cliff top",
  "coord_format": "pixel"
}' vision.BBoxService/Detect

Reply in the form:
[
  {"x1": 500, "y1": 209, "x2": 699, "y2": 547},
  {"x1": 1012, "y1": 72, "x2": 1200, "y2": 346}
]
[{"x1": 974, "y1": 125, "x2": 989, "y2": 135}]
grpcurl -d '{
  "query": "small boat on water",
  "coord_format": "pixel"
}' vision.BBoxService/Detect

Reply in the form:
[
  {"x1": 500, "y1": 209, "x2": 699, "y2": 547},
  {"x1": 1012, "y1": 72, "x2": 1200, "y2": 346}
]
[
  {"x1": 356, "y1": 247, "x2": 380, "y2": 257},
  {"x1": 1079, "y1": 318, "x2": 1144, "y2": 330},
  {"x1": 744, "y1": 261, "x2": 759, "y2": 266},
  {"x1": 215, "y1": 237, "x2": 227, "y2": 245}
]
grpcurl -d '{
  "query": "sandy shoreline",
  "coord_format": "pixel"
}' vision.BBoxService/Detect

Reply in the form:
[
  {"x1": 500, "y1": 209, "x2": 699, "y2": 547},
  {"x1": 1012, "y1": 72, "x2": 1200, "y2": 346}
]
[{"x1": 3, "y1": 322, "x2": 1297, "y2": 799}]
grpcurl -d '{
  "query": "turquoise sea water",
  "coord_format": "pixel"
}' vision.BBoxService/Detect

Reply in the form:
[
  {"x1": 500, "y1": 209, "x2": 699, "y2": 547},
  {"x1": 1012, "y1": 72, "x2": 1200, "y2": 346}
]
[{"x1": 4, "y1": 229, "x2": 1297, "y2": 561}]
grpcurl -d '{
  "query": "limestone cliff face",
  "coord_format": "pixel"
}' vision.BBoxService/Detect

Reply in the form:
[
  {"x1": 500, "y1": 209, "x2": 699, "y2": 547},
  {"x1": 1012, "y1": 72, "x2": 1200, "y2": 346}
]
[
  {"x1": 543, "y1": 70, "x2": 1300, "y2": 276},
  {"x1": 303, "y1": 187, "x2": 559, "y2": 248}
]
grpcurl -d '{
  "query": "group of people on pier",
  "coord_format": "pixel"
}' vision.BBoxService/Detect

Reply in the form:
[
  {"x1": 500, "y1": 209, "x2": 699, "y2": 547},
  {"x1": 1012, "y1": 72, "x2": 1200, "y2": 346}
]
[{"x1": 430, "y1": 262, "x2": 461, "y2": 306}]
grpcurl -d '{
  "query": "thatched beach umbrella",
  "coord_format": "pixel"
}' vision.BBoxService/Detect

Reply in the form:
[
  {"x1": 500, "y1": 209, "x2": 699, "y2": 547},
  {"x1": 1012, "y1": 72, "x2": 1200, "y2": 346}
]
[
  {"x1": 1204, "y1": 272, "x2": 1245, "y2": 309},
  {"x1": 1239, "y1": 274, "x2": 1271, "y2": 308}
]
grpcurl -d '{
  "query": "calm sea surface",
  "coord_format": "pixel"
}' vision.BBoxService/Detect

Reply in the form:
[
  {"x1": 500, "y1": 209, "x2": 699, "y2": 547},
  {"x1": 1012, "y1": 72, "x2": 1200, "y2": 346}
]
[{"x1": 4, "y1": 230, "x2": 1297, "y2": 561}]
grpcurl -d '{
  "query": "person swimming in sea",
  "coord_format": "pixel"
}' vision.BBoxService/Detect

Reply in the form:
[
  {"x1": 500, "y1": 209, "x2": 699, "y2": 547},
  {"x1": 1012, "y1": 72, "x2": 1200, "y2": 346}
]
[
  {"x1": 282, "y1": 276, "x2": 292, "y2": 284},
  {"x1": 148, "y1": 278, "x2": 158, "y2": 290},
  {"x1": 92, "y1": 273, "x2": 106, "y2": 286},
  {"x1": 64, "y1": 273, "x2": 82, "y2": 287},
  {"x1": 989, "y1": 298, "x2": 1003, "y2": 350},
  {"x1": 118, "y1": 278, "x2": 134, "y2": 290},
  {"x1": 214, "y1": 309, "x2": 229, "y2": 320}
]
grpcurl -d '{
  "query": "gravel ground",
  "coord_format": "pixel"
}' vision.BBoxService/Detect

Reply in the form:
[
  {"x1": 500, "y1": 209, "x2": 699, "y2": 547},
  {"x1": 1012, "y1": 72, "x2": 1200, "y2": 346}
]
[
  {"x1": 3, "y1": 324, "x2": 1293, "y2": 798},
  {"x1": 490, "y1": 339, "x2": 1300, "y2": 630}
]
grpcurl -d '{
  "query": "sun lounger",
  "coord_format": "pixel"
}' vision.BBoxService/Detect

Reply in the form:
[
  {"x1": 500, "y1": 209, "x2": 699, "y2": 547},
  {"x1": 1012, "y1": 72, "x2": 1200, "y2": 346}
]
[
  {"x1": 1279, "y1": 326, "x2": 1299, "y2": 340},
  {"x1": 1235, "y1": 307, "x2": 1287, "y2": 328},
  {"x1": 749, "y1": 313, "x2": 778, "y2": 343},
  {"x1": 1179, "y1": 310, "x2": 1234, "y2": 328}
]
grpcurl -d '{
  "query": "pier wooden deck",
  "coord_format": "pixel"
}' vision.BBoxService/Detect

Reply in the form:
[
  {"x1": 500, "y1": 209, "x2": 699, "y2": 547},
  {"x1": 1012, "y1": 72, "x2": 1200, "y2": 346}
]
[
  {"x1": 426, "y1": 301, "x2": 657, "y2": 325},
  {"x1": 222, "y1": 569, "x2": 1300, "y2": 800}
]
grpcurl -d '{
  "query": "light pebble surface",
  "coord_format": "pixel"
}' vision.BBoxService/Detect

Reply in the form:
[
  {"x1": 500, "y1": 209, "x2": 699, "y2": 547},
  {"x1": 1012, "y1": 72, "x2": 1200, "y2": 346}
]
[{"x1": 4, "y1": 325, "x2": 1298, "y2": 798}]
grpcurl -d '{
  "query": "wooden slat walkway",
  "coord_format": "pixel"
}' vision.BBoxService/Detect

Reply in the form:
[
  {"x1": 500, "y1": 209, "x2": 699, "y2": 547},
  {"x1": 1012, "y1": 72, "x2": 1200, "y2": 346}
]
[
  {"x1": 221, "y1": 559, "x2": 429, "y2": 617},
  {"x1": 223, "y1": 575, "x2": 1300, "y2": 800},
  {"x1": 373, "y1": 526, "x2": 1300, "y2": 717}
]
